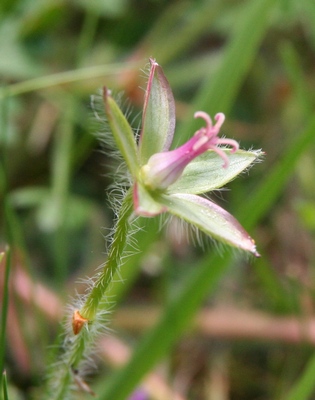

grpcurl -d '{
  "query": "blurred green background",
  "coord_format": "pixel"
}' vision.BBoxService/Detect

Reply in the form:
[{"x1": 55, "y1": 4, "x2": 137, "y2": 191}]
[{"x1": 1, "y1": 0, "x2": 315, "y2": 399}]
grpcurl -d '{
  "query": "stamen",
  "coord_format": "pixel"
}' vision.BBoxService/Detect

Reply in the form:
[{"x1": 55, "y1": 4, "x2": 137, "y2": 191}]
[
  {"x1": 141, "y1": 109, "x2": 239, "y2": 189},
  {"x1": 194, "y1": 111, "x2": 213, "y2": 129},
  {"x1": 214, "y1": 113, "x2": 225, "y2": 130},
  {"x1": 192, "y1": 135, "x2": 209, "y2": 152},
  {"x1": 216, "y1": 138, "x2": 239, "y2": 153},
  {"x1": 212, "y1": 146, "x2": 231, "y2": 169}
]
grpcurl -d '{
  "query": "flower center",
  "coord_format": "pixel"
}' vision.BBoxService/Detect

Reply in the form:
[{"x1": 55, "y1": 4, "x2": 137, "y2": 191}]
[{"x1": 140, "y1": 111, "x2": 239, "y2": 190}]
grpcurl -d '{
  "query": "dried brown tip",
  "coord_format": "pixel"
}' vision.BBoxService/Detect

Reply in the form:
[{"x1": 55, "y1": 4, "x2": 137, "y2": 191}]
[{"x1": 72, "y1": 310, "x2": 89, "y2": 335}]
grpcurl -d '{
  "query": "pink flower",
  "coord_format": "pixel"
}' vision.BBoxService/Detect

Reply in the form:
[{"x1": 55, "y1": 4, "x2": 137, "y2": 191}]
[
  {"x1": 103, "y1": 59, "x2": 262, "y2": 256},
  {"x1": 140, "y1": 111, "x2": 239, "y2": 190}
]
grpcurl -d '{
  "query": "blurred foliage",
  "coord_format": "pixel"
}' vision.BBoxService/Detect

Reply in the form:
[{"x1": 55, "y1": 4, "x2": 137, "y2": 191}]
[{"x1": 1, "y1": 0, "x2": 315, "y2": 399}]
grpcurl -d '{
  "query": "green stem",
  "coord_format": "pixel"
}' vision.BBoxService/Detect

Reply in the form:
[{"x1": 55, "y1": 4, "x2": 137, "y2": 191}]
[
  {"x1": 44, "y1": 189, "x2": 134, "y2": 399},
  {"x1": 80, "y1": 189, "x2": 134, "y2": 320}
]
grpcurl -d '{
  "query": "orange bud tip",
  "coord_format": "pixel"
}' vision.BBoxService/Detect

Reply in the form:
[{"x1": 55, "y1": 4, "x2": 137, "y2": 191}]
[{"x1": 72, "y1": 310, "x2": 89, "y2": 335}]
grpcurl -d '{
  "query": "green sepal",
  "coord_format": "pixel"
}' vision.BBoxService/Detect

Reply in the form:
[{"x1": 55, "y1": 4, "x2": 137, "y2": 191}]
[
  {"x1": 103, "y1": 88, "x2": 139, "y2": 176},
  {"x1": 168, "y1": 149, "x2": 262, "y2": 194},
  {"x1": 133, "y1": 182, "x2": 167, "y2": 216},
  {"x1": 160, "y1": 192, "x2": 259, "y2": 256},
  {"x1": 138, "y1": 59, "x2": 176, "y2": 165}
]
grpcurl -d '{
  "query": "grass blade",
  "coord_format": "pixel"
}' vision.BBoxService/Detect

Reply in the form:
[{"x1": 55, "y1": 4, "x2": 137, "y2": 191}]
[
  {"x1": 2, "y1": 370, "x2": 9, "y2": 400},
  {"x1": 177, "y1": 0, "x2": 278, "y2": 143},
  {"x1": 0, "y1": 249, "x2": 11, "y2": 394},
  {"x1": 286, "y1": 354, "x2": 315, "y2": 400}
]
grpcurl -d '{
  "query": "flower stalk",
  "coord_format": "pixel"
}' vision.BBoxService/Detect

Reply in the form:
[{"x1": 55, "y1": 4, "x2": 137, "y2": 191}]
[
  {"x1": 78, "y1": 189, "x2": 134, "y2": 322},
  {"x1": 44, "y1": 190, "x2": 135, "y2": 399}
]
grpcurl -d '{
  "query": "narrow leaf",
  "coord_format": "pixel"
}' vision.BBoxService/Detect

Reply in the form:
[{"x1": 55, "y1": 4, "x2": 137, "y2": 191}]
[
  {"x1": 168, "y1": 149, "x2": 262, "y2": 194},
  {"x1": 103, "y1": 88, "x2": 139, "y2": 176},
  {"x1": 0, "y1": 248, "x2": 10, "y2": 393},
  {"x1": 286, "y1": 354, "x2": 315, "y2": 400},
  {"x1": 2, "y1": 370, "x2": 8, "y2": 400},
  {"x1": 178, "y1": 0, "x2": 278, "y2": 142},
  {"x1": 139, "y1": 59, "x2": 176, "y2": 164}
]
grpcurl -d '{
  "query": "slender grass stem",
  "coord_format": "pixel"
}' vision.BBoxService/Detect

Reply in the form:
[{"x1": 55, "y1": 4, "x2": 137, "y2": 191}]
[
  {"x1": 0, "y1": 249, "x2": 10, "y2": 397},
  {"x1": 0, "y1": 62, "x2": 141, "y2": 99},
  {"x1": 2, "y1": 370, "x2": 8, "y2": 400},
  {"x1": 51, "y1": 96, "x2": 75, "y2": 286}
]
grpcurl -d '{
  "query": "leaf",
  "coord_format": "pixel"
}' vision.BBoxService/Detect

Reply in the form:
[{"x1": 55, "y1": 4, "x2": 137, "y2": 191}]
[
  {"x1": 160, "y1": 193, "x2": 259, "y2": 256},
  {"x1": 168, "y1": 149, "x2": 262, "y2": 194},
  {"x1": 138, "y1": 59, "x2": 176, "y2": 165}
]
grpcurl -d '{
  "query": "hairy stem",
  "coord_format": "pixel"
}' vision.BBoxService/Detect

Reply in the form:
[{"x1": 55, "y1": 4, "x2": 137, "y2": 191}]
[
  {"x1": 80, "y1": 189, "x2": 134, "y2": 320},
  {"x1": 44, "y1": 189, "x2": 135, "y2": 399}
]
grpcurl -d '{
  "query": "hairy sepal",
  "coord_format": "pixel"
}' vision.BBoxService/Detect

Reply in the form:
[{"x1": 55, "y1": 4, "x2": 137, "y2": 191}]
[
  {"x1": 168, "y1": 149, "x2": 263, "y2": 195},
  {"x1": 133, "y1": 182, "x2": 167, "y2": 216},
  {"x1": 103, "y1": 87, "x2": 139, "y2": 177},
  {"x1": 160, "y1": 193, "x2": 259, "y2": 256},
  {"x1": 139, "y1": 58, "x2": 176, "y2": 165}
]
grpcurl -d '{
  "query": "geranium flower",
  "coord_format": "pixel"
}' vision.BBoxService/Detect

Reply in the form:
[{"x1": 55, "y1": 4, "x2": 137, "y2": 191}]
[{"x1": 103, "y1": 59, "x2": 261, "y2": 256}]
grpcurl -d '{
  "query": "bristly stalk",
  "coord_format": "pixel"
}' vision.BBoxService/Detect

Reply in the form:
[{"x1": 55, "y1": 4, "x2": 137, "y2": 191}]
[
  {"x1": 79, "y1": 189, "x2": 134, "y2": 321},
  {"x1": 44, "y1": 189, "x2": 134, "y2": 399}
]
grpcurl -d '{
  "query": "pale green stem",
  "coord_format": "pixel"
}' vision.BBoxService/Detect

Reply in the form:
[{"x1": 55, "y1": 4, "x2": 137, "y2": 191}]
[
  {"x1": 0, "y1": 62, "x2": 141, "y2": 99},
  {"x1": 44, "y1": 189, "x2": 134, "y2": 399},
  {"x1": 80, "y1": 189, "x2": 134, "y2": 320}
]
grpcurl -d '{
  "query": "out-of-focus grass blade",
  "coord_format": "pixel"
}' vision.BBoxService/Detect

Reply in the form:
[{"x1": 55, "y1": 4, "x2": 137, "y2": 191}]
[
  {"x1": 36, "y1": 95, "x2": 75, "y2": 285},
  {"x1": 0, "y1": 248, "x2": 11, "y2": 393},
  {"x1": 75, "y1": 11, "x2": 98, "y2": 67},
  {"x1": 0, "y1": 62, "x2": 141, "y2": 99},
  {"x1": 253, "y1": 257, "x2": 300, "y2": 313},
  {"x1": 251, "y1": 40, "x2": 314, "y2": 315},
  {"x1": 178, "y1": 0, "x2": 278, "y2": 143},
  {"x1": 280, "y1": 41, "x2": 313, "y2": 118},
  {"x1": 286, "y1": 354, "x2": 315, "y2": 400},
  {"x1": 140, "y1": 1, "x2": 224, "y2": 65},
  {"x1": 238, "y1": 116, "x2": 315, "y2": 229},
  {"x1": 2, "y1": 370, "x2": 9, "y2": 400},
  {"x1": 277, "y1": 40, "x2": 315, "y2": 400}
]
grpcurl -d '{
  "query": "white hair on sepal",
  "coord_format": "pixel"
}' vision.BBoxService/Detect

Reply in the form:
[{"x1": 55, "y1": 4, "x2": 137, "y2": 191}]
[
  {"x1": 90, "y1": 88, "x2": 137, "y2": 178},
  {"x1": 139, "y1": 58, "x2": 153, "y2": 83},
  {"x1": 231, "y1": 148, "x2": 265, "y2": 180},
  {"x1": 159, "y1": 210, "x2": 254, "y2": 261},
  {"x1": 164, "y1": 214, "x2": 209, "y2": 251}
]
